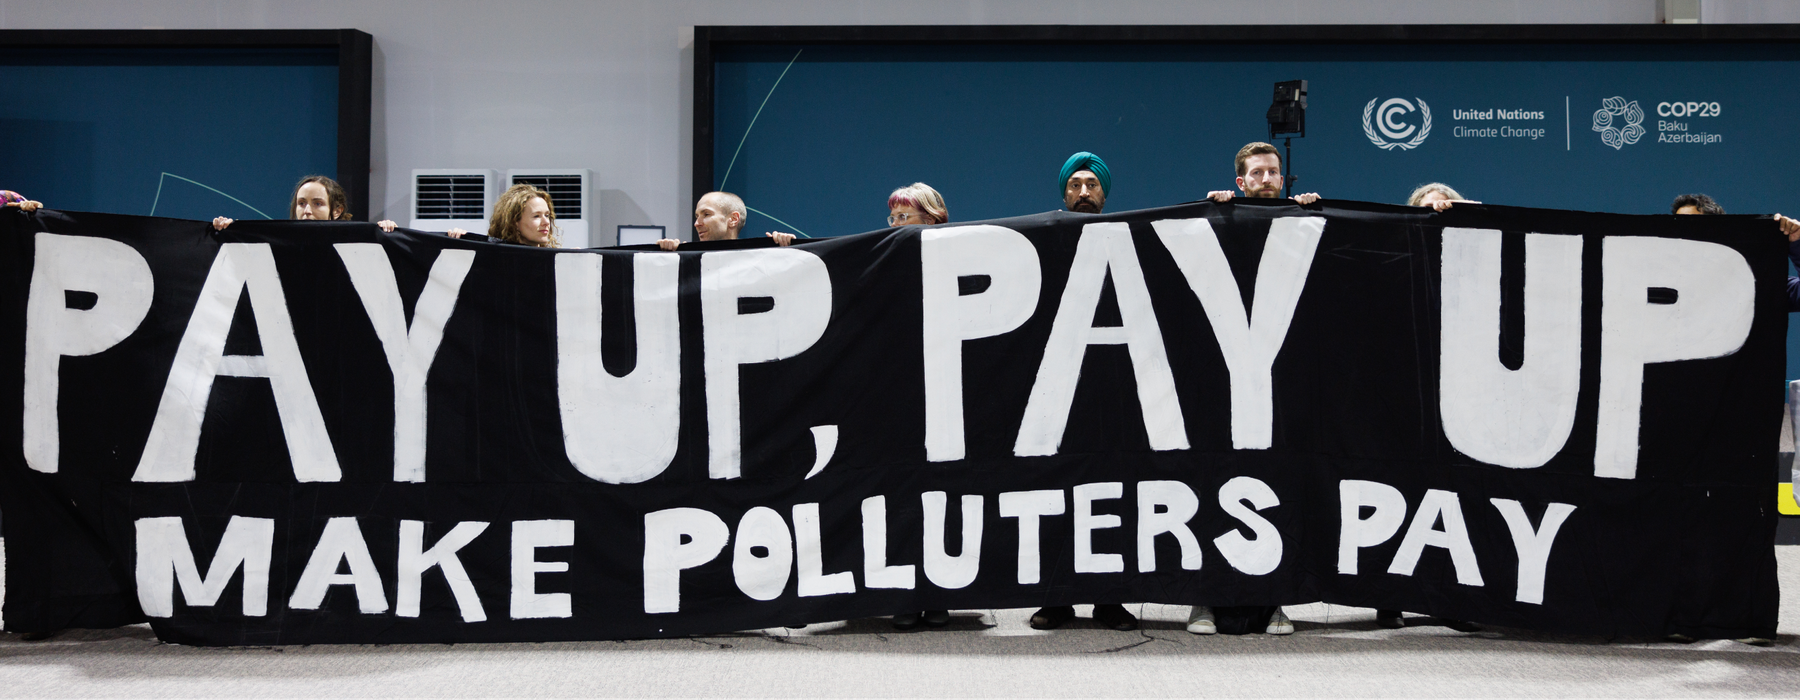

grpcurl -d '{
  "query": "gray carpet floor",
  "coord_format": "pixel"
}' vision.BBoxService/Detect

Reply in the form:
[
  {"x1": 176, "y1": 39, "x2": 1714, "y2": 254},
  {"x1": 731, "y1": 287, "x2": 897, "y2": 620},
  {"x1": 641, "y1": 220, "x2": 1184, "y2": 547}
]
[{"x1": 2, "y1": 541, "x2": 1798, "y2": 698}]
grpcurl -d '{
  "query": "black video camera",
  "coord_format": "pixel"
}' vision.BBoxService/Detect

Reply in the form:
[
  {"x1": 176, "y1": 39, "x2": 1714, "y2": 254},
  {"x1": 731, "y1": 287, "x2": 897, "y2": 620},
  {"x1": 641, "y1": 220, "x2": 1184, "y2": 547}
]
[{"x1": 1266, "y1": 80, "x2": 1307, "y2": 139}]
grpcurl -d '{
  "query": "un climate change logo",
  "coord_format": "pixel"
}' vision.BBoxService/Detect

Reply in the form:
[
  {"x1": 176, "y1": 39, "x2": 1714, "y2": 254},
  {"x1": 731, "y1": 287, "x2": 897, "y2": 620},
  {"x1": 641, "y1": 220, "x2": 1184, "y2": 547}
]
[
  {"x1": 1363, "y1": 97, "x2": 1432, "y2": 150},
  {"x1": 1592, "y1": 96, "x2": 1645, "y2": 149}
]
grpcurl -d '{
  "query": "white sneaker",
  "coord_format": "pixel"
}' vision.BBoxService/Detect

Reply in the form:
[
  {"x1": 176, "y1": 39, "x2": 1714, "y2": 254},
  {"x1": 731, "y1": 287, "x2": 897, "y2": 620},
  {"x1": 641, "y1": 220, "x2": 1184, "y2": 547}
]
[
  {"x1": 1185, "y1": 606, "x2": 1216, "y2": 635},
  {"x1": 1266, "y1": 608, "x2": 1294, "y2": 635}
]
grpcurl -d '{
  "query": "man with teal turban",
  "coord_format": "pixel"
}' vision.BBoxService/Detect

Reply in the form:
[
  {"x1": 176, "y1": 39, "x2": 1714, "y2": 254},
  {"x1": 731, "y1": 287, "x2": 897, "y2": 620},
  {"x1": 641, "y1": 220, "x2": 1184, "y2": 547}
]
[
  {"x1": 1029, "y1": 151, "x2": 1138, "y2": 634},
  {"x1": 1059, "y1": 151, "x2": 1110, "y2": 214}
]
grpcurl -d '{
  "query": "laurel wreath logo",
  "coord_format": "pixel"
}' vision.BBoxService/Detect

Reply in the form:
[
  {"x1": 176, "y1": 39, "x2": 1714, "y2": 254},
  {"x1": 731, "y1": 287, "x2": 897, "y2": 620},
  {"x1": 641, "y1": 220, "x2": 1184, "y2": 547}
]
[
  {"x1": 1363, "y1": 98, "x2": 1432, "y2": 150},
  {"x1": 1591, "y1": 96, "x2": 1644, "y2": 150}
]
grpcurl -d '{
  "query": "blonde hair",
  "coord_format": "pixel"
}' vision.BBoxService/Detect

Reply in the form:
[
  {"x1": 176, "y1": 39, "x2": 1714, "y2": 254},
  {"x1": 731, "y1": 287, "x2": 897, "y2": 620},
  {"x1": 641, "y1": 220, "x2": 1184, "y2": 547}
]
[
  {"x1": 887, "y1": 183, "x2": 948, "y2": 224},
  {"x1": 1234, "y1": 142, "x2": 1280, "y2": 176},
  {"x1": 489, "y1": 183, "x2": 561, "y2": 248},
  {"x1": 1407, "y1": 183, "x2": 1464, "y2": 207}
]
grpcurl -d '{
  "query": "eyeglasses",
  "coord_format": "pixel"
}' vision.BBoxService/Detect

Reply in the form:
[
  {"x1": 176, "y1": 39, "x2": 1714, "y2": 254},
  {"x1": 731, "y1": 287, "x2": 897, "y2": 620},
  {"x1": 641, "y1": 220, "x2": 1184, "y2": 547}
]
[{"x1": 889, "y1": 212, "x2": 932, "y2": 226}]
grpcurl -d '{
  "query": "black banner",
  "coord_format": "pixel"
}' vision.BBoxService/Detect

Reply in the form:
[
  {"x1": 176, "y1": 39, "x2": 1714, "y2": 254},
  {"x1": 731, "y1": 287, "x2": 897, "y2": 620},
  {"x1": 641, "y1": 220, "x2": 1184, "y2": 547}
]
[{"x1": 0, "y1": 200, "x2": 1784, "y2": 645}]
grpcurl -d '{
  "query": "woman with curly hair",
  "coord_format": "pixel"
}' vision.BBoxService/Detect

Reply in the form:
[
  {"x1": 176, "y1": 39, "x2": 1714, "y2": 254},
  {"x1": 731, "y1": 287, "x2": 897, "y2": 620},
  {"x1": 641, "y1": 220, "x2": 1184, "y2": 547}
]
[{"x1": 473, "y1": 183, "x2": 562, "y2": 248}]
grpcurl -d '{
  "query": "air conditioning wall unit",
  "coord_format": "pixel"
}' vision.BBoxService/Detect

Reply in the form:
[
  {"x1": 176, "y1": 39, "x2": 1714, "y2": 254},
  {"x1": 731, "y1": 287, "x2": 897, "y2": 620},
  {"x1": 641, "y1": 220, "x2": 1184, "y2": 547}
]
[
  {"x1": 410, "y1": 169, "x2": 499, "y2": 234},
  {"x1": 508, "y1": 169, "x2": 594, "y2": 248}
]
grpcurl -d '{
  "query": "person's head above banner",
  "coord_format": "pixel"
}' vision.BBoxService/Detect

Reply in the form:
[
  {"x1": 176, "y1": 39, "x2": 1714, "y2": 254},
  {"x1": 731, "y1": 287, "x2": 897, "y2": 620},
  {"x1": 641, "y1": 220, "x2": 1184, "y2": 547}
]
[
  {"x1": 1208, "y1": 142, "x2": 1322, "y2": 206},
  {"x1": 1060, "y1": 151, "x2": 1109, "y2": 214}
]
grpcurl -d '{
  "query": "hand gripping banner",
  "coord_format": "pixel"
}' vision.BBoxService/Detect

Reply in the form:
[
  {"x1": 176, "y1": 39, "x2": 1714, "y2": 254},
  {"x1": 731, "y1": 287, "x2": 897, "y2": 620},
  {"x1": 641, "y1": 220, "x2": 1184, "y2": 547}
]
[{"x1": 0, "y1": 200, "x2": 1783, "y2": 645}]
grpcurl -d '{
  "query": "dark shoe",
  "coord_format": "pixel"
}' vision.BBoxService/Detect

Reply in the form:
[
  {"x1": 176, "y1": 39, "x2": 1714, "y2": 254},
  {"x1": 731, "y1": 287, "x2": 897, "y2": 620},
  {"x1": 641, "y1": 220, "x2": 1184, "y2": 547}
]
[
  {"x1": 1029, "y1": 605, "x2": 1075, "y2": 630},
  {"x1": 1737, "y1": 637, "x2": 1774, "y2": 647},
  {"x1": 19, "y1": 630, "x2": 55, "y2": 641},
  {"x1": 1443, "y1": 619, "x2": 1482, "y2": 633},
  {"x1": 1375, "y1": 609, "x2": 1405, "y2": 629},
  {"x1": 922, "y1": 610, "x2": 950, "y2": 628},
  {"x1": 1093, "y1": 604, "x2": 1138, "y2": 631},
  {"x1": 892, "y1": 612, "x2": 922, "y2": 630}
]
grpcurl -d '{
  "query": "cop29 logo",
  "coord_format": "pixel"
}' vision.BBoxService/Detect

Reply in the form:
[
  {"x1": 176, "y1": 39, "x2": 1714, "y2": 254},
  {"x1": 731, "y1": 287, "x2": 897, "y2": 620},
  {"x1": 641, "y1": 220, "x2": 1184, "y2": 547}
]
[
  {"x1": 1363, "y1": 98, "x2": 1432, "y2": 150},
  {"x1": 1592, "y1": 97, "x2": 1645, "y2": 149}
]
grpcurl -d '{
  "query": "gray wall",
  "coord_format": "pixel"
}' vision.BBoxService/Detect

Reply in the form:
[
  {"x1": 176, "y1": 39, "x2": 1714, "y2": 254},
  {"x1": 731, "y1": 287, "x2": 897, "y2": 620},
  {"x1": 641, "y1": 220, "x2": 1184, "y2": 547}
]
[{"x1": 4, "y1": 0, "x2": 1795, "y2": 241}]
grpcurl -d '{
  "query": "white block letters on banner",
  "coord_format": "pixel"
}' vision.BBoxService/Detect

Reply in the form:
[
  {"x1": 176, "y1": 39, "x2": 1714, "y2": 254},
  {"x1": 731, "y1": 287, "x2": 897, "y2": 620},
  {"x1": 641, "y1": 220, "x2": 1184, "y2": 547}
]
[
  {"x1": 1136, "y1": 480, "x2": 1203, "y2": 573},
  {"x1": 922, "y1": 492, "x2": 983, "y2": 589},
  {"x1": 6, "y1": 199, "x2": 1781, "y2": 644},
  {"x1": 1596, "y1": 237, "x2": 1754, "y2": 479},
  {"x1": 135, "y1": 516, "x2": 273, "y2": 618},
  {"x1": 290, "y1": 517, "x2": 389, "y2": 613},
  {"x1": 1388, "y1": 489, "x2": 1484, "y2": 586},
  {"x1": 701, "y1": 249, "x2": 833, "y2": 479},
  {"x1": 336, "y1": 244, "x2": 475, "y2": 483},
  {"x1": 1073, "y1": 482, "x2": 1125, "y2": 573},
  {"x1": 1338, "y1": 479, "x2": 1407, "y2": 575},
  {"x1": 1016, "y1": 223, "x2": 1187, "y2": 456},
  {"x1": 642, "y1": 508, "x2": 730, "y2": 614},
  {"x1": 135, "y1": 243, "x2": 340, "y2": 483},
  {"x1": 556, "y1": 253, "x2": 683, "y2": 484},
  {"x1": 1153, "y1": 216, "x2": 1323, "y2": 450},
  {"x1": 397, "y1": 520, "x2": 490, "y2": 622},
  {"x1": 920, "y1": 225, "x2": 1042, "y2": 462},
  {"x1": 1439, "y1": 229, "x2": 1583, "y2": 469},
  {"x1": 511, "y1": 520, "x2": 574, "y2": 619},
  {"x1": 732, "y1": 506, "x2": 794, "y2": 601},
  {"x1": 999, "y1": 489, "x2": 1065, "y2": 585},
  {"x1": 861, "y1": 496, "x2": 916, "y2": 589},
  {"x1": 1214, "y1": 476, "x2": 1282, "y2": 575},
  {"x1": 1491, "y1": 499, "x2": 1577, "y2": 604},
  {"x1": 794, "y1": 502, "x2": 855, "y2": 596},
  {"x1": 25, "y1": 233, "x2": 154, "y2": 474}
]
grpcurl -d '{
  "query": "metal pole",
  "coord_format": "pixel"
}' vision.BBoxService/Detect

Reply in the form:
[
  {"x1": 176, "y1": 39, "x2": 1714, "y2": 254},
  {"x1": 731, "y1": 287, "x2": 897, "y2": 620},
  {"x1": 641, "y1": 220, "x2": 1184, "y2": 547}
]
[{"x1": 1283, "y1": 137, "x2": 1295, "y2": 199}]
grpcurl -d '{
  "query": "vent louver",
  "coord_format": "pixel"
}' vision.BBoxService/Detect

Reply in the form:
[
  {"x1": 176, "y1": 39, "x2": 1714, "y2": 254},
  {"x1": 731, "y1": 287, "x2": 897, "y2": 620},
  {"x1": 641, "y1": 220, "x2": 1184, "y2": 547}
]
[
  {"x1": 511, "y1": 175, "x2": 584, "y2": 219},
  {"x1": 413, "y1": 175, "x2": 488, "y2": 219}
]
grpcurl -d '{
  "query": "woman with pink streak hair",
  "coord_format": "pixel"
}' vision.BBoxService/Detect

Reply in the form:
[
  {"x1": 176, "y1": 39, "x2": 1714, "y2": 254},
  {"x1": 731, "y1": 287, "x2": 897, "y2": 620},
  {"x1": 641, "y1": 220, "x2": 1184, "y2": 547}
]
[
  {"x1": 886, "y1": 182, "x2": 951, "y2": 631},
  {"x1": 886, "y1": 182, "x2": 947, "y2": 228}
]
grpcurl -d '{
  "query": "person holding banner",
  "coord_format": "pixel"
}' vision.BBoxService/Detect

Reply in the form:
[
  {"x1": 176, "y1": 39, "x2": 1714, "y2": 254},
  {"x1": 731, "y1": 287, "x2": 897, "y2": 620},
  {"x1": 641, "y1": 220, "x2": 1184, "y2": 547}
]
[
  {"x1": 1029, "y1": 151, "x2": 1141, "y2": 633},
  {"x1": 2, "y1": 189, "x2": 41, "y2": 212},
  {"x1": 1364, "y1": 183, "x2": 1488, "y2": 633},
  {"x1": 1666, "y1": 193, "x2": 1793, "y2": 647},
  {"x1": 1671, "y1": 194, "x2": 1800, "y2": 312},
  {"x1": 657, "y1": 191, "x2": 796, "y2": 250},
  {"x1": 1207, "y1": 141, "x2": 1320, "y2": 206},
  {"x1": 885, "y1": 181, "x2": 952, "y2": 631},
  {"x1": 1408, "y1": 183, "x2": 1479, "y2": 212},
  {"x1": 1188, "y1": 143, "x2": 1315, "y2": 637},
  {"x1": 212, "y1": 175, "x2": 354, "y2": 231},
  {"x1": 1780, "y1": 213, "x2": 1800, "y2": 297}
]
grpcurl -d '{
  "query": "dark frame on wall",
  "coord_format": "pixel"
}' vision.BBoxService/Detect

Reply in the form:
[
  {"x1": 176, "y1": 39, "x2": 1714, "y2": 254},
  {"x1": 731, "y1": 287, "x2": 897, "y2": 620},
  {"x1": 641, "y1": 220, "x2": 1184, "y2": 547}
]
[
  {"x1": 692, "y1": 23, "x2": 1800, "y2": 206},
  {"x1": 0, "y1": 29, "x2": 374, "y2": 221}
]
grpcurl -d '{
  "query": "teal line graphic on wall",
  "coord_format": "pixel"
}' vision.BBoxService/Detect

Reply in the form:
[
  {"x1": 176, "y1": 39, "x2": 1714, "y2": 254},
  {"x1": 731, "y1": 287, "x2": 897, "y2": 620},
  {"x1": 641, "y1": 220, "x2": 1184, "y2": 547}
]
[
  {"x1": 745, "y1": 206, "x2": 810, "y2": 238},
  {"x1": 718, "y1": 49, "x2": 804, "y2": 191},
  {"x1": 149, "y1": 172, "x2": 274, "y2": 220}
]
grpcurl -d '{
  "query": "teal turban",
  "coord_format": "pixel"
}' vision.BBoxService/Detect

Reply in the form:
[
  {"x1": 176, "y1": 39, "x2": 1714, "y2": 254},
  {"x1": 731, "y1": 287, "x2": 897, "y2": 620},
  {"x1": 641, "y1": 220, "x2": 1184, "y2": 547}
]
[{"x1": 1059, "y1": 152, "x2": 1111, "y2": 197}]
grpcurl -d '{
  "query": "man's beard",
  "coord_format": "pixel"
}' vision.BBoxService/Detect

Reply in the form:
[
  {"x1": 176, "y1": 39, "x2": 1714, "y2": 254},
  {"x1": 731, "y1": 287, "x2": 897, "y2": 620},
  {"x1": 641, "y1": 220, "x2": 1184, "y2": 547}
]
[
  {"x1": 1247, "y1": 185, "x2": 1282, "y2": 198},
  {"x1": 1070, "y1": 197, "x2": 1102, "y2": 213}
]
